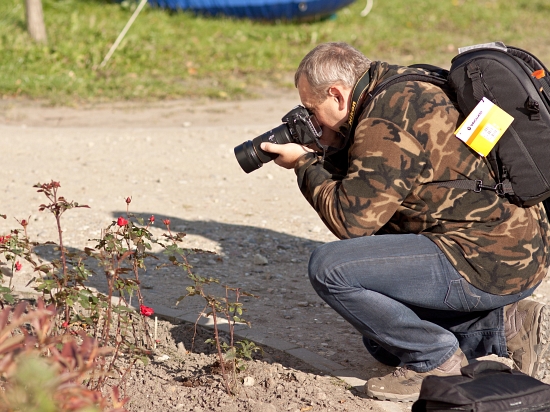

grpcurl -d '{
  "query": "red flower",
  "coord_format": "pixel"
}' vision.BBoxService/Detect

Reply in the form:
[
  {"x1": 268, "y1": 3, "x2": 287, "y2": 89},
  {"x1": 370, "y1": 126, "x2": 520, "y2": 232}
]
[
  {"x1": 62, "y1": 321, "x2": 69, "y2": 328},
  {"x1": 149, "y1": 215, "x2": 155, "y2": 224},
  {"x1": 162, "y1": 219, "x2": 170, "y2": 226},
  {"x1": 20, "y1": 219, "x2": 28, "y2": 227},
  {"x1": 0, "y1": 235, "x2": 11, "y2": 244},
  {"x1": 125, "y1": 196, "x2": 132, "y2": 204},
  {"x1": 140, "y1": 305, "x2": 154, "y2": 317},
  {"x1": 117, "y1": 217, "x2": 129, "y2": 227},
  {"x1": 15, "y1": 261, "x2": 22, "y2": 271}
]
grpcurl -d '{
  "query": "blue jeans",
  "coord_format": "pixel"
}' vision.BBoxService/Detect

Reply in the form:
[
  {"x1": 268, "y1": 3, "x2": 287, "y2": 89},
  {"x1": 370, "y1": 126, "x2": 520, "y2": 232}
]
[{"x1": 308, "y1": 234, "x2": 538, "y2": 373}]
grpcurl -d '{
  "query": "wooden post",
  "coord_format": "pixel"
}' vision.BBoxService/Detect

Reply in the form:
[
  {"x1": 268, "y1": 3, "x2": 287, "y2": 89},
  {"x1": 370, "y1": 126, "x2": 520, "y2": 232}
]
[{"x1": 25, "y1": 0, "x2": 48, "y2": 43}]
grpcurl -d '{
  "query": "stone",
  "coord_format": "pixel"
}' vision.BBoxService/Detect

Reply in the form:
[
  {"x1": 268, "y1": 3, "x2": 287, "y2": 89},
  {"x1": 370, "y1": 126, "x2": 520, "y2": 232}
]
[
  {"x1": 242, "y1": 376, "x2": 255, "y2": 387},
  {"x1": 154, "y1": 354, "x2": 170, "y2": 362},
  {"x1": 253, "y1": 253, "x2": 268, "y2": 265}
]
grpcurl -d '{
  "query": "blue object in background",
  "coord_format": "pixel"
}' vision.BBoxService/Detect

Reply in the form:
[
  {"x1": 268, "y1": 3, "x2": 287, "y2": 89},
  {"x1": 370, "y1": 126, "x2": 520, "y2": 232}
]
[{"x1": 147, "y1": 0, "x2": 357, "y2": 21}]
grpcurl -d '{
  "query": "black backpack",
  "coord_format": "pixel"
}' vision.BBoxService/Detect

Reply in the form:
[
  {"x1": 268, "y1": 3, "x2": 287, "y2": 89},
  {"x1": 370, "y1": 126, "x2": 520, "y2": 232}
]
[
  {"x1": 364, "y1": 42, "x2": 550, "y2": 215},
  {"x1": 412, "y1": 360, "x2": 550, "y2": 412}
]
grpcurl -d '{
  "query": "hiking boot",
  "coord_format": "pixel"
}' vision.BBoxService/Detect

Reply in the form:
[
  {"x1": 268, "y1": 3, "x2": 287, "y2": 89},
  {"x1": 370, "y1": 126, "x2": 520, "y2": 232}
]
[
  {"x1": 365, "y1": 348, "x2": 468, "y2": 402},
  {"x1": 504, "y1": 299, "x2": 550, "y2": 379}
]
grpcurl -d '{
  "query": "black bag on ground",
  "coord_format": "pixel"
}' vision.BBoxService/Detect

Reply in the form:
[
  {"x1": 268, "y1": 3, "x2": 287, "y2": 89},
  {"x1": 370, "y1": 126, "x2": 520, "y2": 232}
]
[
  {"x1": 363, "y1": 41, "x2": 550, "y2": 212},
  {"x1": 411, "y1": 360, "x2": 550, "y2": 412}
]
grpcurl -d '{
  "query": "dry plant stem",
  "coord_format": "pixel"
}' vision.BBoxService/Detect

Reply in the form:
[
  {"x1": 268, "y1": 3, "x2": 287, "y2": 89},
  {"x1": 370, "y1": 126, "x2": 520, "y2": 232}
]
[
  {"x1": 154, "y1": 316, "x2": 158, "y2": 349},
  {"x1": 210, "y1": 303, "x2": 231, "y2": 395},
  {"x1": 6, "y1": 259, "x2": 14, "y2": 291},
  {"x1": 50, "y1": 190, "x2": 70, "y2": 323},
  {"x1": 102, "y1": 261, "x2": 115, "y2": 347},
  {"x1": 54, "y1": 216, "x2": 68, "y2": 286},
  {"x1": 186, "y1": 254, "x2": 204, "y2": 353},
  {"x1": 55, "y1": 223, "x2": 71, "y2": 323},
  {"x1": 129, "y1": 253, "x2": 152, "y2": 348},
  {"x1": 226, "y1": 286, "x2": 241, "y2": 348},
  {"x1": 44, "y1": 184, "x2": 68, "y2": 286},
  {"x1": 94, "y1": 309, "x2": 104, "y2": 340},
  {"x1": 225, "y1": 287, "x2": 234, "y2": 347},
  {"x1": 224, "y1": 287, "x2": 238, "y2": 382},
  {"x1": 100, "y1": 333, "x2": 124, "y2": 390},
  {"x1": 192, "y1": 303, "x2": 210, "y2": 352}
]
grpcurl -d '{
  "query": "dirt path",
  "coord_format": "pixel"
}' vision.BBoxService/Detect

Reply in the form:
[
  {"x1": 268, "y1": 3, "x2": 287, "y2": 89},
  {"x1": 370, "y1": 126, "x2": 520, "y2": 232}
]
[{"x1": 1, "y1": 93, "x2": 549, "y2": 411}]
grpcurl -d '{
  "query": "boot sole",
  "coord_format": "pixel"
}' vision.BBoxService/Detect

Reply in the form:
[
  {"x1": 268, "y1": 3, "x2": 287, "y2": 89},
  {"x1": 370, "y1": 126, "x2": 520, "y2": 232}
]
[
  {"x1": 532, "y1": 304, "x2": 550, "y2": 380},
  {"x1": 365, "y1": 385, "x2": 418, "y2": 402}
]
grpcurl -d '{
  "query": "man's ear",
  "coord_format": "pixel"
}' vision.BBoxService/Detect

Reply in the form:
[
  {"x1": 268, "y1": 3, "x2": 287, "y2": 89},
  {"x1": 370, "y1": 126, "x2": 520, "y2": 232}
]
[{"x1": 328, "y1": 85, "x2": 347, "y2": 110}]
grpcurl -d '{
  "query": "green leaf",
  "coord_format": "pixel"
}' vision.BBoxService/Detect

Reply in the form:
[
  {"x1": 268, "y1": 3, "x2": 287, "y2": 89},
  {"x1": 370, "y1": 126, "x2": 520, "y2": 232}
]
[{"x1": 225, "y1": 348, "x2": 237, "y2": 360}]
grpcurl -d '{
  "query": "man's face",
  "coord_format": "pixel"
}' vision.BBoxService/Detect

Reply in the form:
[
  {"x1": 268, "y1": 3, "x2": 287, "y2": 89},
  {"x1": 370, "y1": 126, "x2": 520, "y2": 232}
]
[{"x1": 297, "y1": 75, "x2": 350, "y2": 147}]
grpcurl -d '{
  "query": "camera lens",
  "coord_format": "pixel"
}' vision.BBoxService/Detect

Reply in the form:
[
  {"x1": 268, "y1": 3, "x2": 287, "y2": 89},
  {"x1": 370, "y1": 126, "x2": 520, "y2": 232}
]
[{"x1": 234, "y1": 124, "x2": 292, "y2": 173}]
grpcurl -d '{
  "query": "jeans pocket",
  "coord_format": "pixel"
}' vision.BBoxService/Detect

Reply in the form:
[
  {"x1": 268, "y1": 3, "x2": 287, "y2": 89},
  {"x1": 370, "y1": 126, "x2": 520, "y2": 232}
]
[{"x1": 444, "y1": 278, "x2": 481, "y2": 312}]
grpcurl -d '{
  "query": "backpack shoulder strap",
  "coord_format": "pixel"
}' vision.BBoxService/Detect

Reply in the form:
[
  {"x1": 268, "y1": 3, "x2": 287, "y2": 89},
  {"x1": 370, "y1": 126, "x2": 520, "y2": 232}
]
[
  {"x1": 365, "y1": 71, "x2": 449, "y2": 106},
  {"x1": 344, "y1": 69, "x2": 451, "y2": 145}
]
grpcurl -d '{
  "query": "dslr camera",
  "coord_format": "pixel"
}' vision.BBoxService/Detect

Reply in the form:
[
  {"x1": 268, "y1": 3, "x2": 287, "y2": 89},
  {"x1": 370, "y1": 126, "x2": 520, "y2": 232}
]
[{"x1": 234, "y1": 105, "x2": 323, "y2": 173}]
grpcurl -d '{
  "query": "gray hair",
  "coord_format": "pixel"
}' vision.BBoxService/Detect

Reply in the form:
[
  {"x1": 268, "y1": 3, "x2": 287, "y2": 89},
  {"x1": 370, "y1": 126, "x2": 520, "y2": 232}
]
[{"x1": 295, "y1": 42, "x2": 371, "y2": 103}]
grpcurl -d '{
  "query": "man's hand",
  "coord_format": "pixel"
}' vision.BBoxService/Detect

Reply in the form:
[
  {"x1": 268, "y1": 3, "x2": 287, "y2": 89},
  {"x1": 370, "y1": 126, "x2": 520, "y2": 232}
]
[{"x1": 260, "y1": 142, "x2": 314, "y2": 169}]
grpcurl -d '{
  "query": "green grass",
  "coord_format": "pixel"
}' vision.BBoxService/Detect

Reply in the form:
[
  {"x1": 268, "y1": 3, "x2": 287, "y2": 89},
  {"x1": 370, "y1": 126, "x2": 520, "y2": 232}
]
[{"x1": 1, "y1": 0, "x2": 550, "y2": 104}]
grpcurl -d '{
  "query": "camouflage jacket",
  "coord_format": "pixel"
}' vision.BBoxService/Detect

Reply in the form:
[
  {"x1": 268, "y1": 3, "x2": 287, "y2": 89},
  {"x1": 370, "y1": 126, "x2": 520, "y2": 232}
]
[{"x1": 295, "y1": 61, "x2": 550, "y2": 295}]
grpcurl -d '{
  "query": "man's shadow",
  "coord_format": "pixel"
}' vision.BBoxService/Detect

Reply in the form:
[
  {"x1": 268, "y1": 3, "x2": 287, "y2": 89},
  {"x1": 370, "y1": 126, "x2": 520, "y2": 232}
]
[
  {"x1": 30, "y1": 211, "x2": 373, "y2": 385},
  {"x1": 79, "y1": 210, "x2": 324, "y2": 300}
]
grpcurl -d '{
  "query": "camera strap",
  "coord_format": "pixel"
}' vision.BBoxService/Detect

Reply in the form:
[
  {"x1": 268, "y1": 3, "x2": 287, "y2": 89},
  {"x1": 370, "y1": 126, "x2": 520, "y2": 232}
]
[{"x1": 340, "y1": 68, "x2": 373, "y2": 140}]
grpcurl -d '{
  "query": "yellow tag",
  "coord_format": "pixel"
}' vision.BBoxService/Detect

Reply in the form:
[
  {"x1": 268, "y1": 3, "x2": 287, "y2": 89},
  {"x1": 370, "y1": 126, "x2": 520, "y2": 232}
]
[{"x1": 454, "y1": 97, "x2": 514, "y2": 156}]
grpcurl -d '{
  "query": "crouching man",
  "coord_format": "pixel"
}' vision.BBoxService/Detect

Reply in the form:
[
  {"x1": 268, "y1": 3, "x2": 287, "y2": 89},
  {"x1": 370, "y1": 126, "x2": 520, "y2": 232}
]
[{"x1": 261, "y1": 42, "x2": 550, "y2": 402}]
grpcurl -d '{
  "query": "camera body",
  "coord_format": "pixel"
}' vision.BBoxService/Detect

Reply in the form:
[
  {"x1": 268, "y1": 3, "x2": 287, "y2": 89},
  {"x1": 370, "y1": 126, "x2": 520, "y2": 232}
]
[{"x1": 234, "y1": 105, "x2": 323, "y2": 173}]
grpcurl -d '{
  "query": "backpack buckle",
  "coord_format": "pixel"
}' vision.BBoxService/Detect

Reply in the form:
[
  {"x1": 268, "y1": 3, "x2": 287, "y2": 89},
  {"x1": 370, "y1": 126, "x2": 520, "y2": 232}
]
[
  {"x1": 474, "y1": 180, "x2": 483, "y2": 192},
  {"x1": 466, "y1": 63, "x2": 481, "y2": 79},
  {"x1": 475, "y1": 180, "x2": 506, "y2": 196},
  {"x1": 494, "y1": 183, "x2": 506, "y2": 197},
  {"x1": 525, "y1": 96, "x2": 541, "y2": 120}
]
